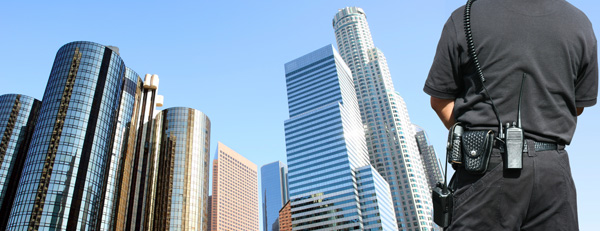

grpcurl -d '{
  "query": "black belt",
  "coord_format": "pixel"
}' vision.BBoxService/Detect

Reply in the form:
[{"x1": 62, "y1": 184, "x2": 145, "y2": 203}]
[
  {"x1": 524, "y1": 141, "x2": 561, "y2": 152},
  {"x1": 495, "y1": 139, "x2": 561, "y2": 152}
]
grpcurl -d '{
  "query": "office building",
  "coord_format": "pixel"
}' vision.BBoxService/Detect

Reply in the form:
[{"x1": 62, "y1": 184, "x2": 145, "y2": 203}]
[
  {"x1": 6, "y1": 41, "x2": 128, "y2": 230},
  {"x1": 357, "y1": 165, "x2": 399, "y2": 230},
  {"x1": 1, "y1": 41, "x2": 217, "y2": 231},
  {"x1": 278, "y1": 201, "x2": 291, "y2": 231},
  {"x1": 97, "y1": 66, "x2": 143, "y2": 231},
  {"x1": 211, "y1": 142, "x2": 259, "y2": 231},
  {"x1": 414, "y1": 125, "x2": 443, "y2": 191},
  {"x1": 0, "y1": 94, "x2": 41, "y2": 231},
  {"x1": 261, "y1": 161, "x2": 289, "y2": 231},
  {"x1": 117, "y1": 73, "x2": 163, "y2": 231},
  {"x1": 145, "y1": 107, "x2": 211, "y2": 230},
  {"x1": 333, "y1": 7, "x2": 435, "y2": 230},
  {"x1": 284, "y1": 45, "x2": 397, "y2": 230}
]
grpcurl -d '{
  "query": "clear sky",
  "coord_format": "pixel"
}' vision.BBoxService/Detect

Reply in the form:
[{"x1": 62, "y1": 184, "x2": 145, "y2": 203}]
[{"x1": 1, "y1": 0, "x2": 598, "y2": 230}]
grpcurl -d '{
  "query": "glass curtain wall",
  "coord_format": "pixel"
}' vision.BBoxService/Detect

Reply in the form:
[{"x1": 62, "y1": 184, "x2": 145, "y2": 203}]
[
  {"x1": 6, "y1": 41, "x2": 126, "y2": 230},
  {"x1": 0, "y1": 94, "x2": 41, "y2": 230}
]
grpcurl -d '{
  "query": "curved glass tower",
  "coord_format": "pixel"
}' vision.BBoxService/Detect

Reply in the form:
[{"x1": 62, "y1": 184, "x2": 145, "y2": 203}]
[
  {"x1": 97, "y1": 67, "x2": 143, "y2": 231},
  {"x1": 7, "y1": 41, "x2": 126, "y2": 230},
  {"x1": 0, "y1": 94, "x2": 41, "y2": 230},
  {"x1": 147, "y1": 107, "x2": 211, "y2": 231}
]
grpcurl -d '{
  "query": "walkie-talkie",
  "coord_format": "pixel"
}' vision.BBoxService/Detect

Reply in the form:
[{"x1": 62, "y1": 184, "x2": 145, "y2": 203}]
[{"x1": 504, "y1": 74, "x2": 526, "y2": 170}]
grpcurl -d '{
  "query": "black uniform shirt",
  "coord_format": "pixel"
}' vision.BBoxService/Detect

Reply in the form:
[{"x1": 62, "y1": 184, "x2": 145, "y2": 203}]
[{"x1": 425, "y1": 0, "x2": 598, "y2": 145}]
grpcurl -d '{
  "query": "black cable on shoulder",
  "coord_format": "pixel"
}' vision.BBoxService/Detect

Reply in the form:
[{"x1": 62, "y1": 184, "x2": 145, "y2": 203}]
[{"x1": 464, "y1": 0, "x2": 505, "y2": 139}]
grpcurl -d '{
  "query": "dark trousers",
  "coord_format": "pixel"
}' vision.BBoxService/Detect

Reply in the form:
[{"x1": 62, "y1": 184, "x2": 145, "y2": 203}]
[{"x1": 448, "y1": 140, "x2": 578, "y2": 231}]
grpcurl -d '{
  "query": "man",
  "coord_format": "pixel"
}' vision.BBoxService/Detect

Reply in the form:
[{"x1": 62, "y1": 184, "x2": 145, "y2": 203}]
[{"x1": 424, "y1": 0, "x2": 597, "y2": 230}]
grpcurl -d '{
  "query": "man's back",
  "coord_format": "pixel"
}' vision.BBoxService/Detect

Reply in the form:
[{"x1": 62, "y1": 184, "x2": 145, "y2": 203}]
[
  {"x1": 425, "y1": 0, "x2": 597, "y2": 144},
  {"x1": 425, "y1": 0, "x2": 597, "y2": 230}
]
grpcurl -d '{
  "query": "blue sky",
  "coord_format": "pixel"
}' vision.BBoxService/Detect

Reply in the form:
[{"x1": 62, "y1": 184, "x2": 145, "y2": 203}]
[{"x1": 1, "y1": 0, "x2": 598, "y2": 230}]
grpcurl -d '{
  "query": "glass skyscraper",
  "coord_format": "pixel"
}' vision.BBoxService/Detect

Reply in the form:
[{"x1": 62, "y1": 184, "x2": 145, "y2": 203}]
[
  {"x1": 7, "y1": 41, "x2": 127, "y2": 230},
  {"x1": 333, "y1": 7, "x2": 435, "y2": 230},
  {"x1": 146, "y1": 107, "x2": 211, "y2": 230},
  {"x1": 2, "y1": 41, "x2": 214, "y2": 231},
  {"x1": 261, "y1": 161, "x2": 289, "y2": 231},
  {"x1": 118, "y1": 73, "x2": 162, "y2": 231},
  {"x1": 356, "y1": 165, "x2": 399, "y2": 231},
  {"x1": 414, "y1": 125, "x2": 443, "y2": 192},
  {"x1": 284, "y1": 45, "x2": 397, "y2": 230},
  {"x1": 0, "y1": 94, "x2": 41, "y2": 231},
  {"x1": 97, "y1": 67, "x2": 143, "y2": 231}
]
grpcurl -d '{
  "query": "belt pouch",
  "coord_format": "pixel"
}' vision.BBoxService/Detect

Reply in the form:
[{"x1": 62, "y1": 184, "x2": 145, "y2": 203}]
[
  {"x1": 446, "y1": 123, "x2": 463, "y2": 166},
  {"x1": 462, "y1": 130, "x2": 494, "y2": 174}
]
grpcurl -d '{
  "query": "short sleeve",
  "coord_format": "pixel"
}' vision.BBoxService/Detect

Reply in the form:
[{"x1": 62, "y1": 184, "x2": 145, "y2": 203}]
[
  {"x1": 424, "y1": 17, "x2": 462, "y2": 99},
  {"x1": 575, "y1": 36, "x2": 598, "y2": 108}
]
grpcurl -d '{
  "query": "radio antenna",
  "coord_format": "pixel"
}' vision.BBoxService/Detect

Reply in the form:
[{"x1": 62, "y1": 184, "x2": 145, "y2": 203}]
[{"x1": 517, "y1": 74, "x2": 526, "y2": 128}]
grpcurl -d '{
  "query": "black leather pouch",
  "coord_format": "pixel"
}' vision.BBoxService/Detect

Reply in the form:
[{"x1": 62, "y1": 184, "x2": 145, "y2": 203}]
[
  {"x1": 462, "y1": 130, "x2": 494, "y2": 174},
  {"x1": 446, "y1": 123, "x2": 463, "y2": 166}
]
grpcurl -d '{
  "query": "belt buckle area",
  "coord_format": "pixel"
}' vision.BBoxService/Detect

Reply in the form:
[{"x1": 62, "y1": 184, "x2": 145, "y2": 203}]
[
  {"x1": 533, "y1": 141, "x2": 558, "y2": 152},
  {"x1": 494, "y1": 139, "x2": 558, "y2": 153}
]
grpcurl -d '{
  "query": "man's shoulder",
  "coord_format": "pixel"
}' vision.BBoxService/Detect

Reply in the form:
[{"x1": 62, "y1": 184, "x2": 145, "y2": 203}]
[
  {"x1": 561, "y1": 1, "x2": 594, "y2": 28},
  {"x1": 448, "y1": 0, "x2": 594, "y2": 31}
]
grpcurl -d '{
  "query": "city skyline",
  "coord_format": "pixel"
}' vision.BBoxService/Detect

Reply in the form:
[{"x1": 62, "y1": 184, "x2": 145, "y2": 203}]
[{"x1": 1, "y1": 1, "x2": 599, "y2": 230}]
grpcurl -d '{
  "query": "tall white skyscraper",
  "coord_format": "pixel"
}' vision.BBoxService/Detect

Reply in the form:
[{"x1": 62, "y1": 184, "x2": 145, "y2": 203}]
[
  {"x1": 284, "y1": 45, "x2": 397, "y2": 231},
  {"x1": 333, "y1": 7, "x2": 435, "y2": 230}
]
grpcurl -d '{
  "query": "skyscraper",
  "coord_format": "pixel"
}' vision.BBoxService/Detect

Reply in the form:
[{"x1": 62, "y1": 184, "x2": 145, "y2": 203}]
[
  {"x1": 0, "y1": 94, "x2": 41, "y2": 231},
  {"x1": 356, "y1": 165, "x2": 400, "y2": 231},
  {"x1": 146, "y1": 107, "x2": 211, "y2": 230},
  {"x1": 7, "y1": 41, "x2": 128, "y2": 230},
  {"x1": 333, "y1": 7, "x2": 435, "y2": 230},
  {"x1": 115, "y1": 74, "x2": 163, "y2": 230},
  {"x1": 97, "y1": 66, "x2": 143, "y2": 231},
  {"x1": 2, "y1": 41, "x2": 214, "y2": 231},
  {"x1": 211, "y1": 142, "x2": 259, "y2": 231},
  {"x1": 284, "y1": 45, "x2": 397, "y2": 230},
  {"x1": 261, "y1": 161, "x2": 289, "y2": 231},
  {"x1": 414, "y1": 125, "x2": 443, "y2": 191}
]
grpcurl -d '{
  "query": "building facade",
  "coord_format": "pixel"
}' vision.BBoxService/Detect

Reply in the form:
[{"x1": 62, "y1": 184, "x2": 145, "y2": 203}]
[
  {"x1": 414, "y1": 126, "x2": 443, "y2": 191},
  {"x1": 211, "y1": 142, "x2": 259, "y2": 231},
  {"x1": 357, "y1": 165, "x2": 399, "y2": 231},
  {"x1": 118, "y1": 73, "x2": 162, "y2": 231},
  {"x1": 7, "y1": 41, "x2": 128, "y2": 230},
  {"x1": 96, "y1": 67, "x2": 143, "y2": 231},
  {"x1": 145, "y1": 107, "x2": 211, "y2": 230},
  {"x1": 333, "y1": 7, "x2": 435, "y2": 230},
  {"x1": 208, "y1": 195, "x2": 212, "y2": 231},
  {"x1": 1, "y1": 41, "x2": 216, "y2": 231},
  {"x1": 278, "y1": 201, "x2": 291, "y2": 231},
  {"x1": 284, "y1": 45, "x2": 397, "y2": 230},
  {"x1": 0, "y1": 94, "x2": 41, "y2": 230},
  {"x1": 261, "y1": 161, "x2": 289, "y2": 231}
]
